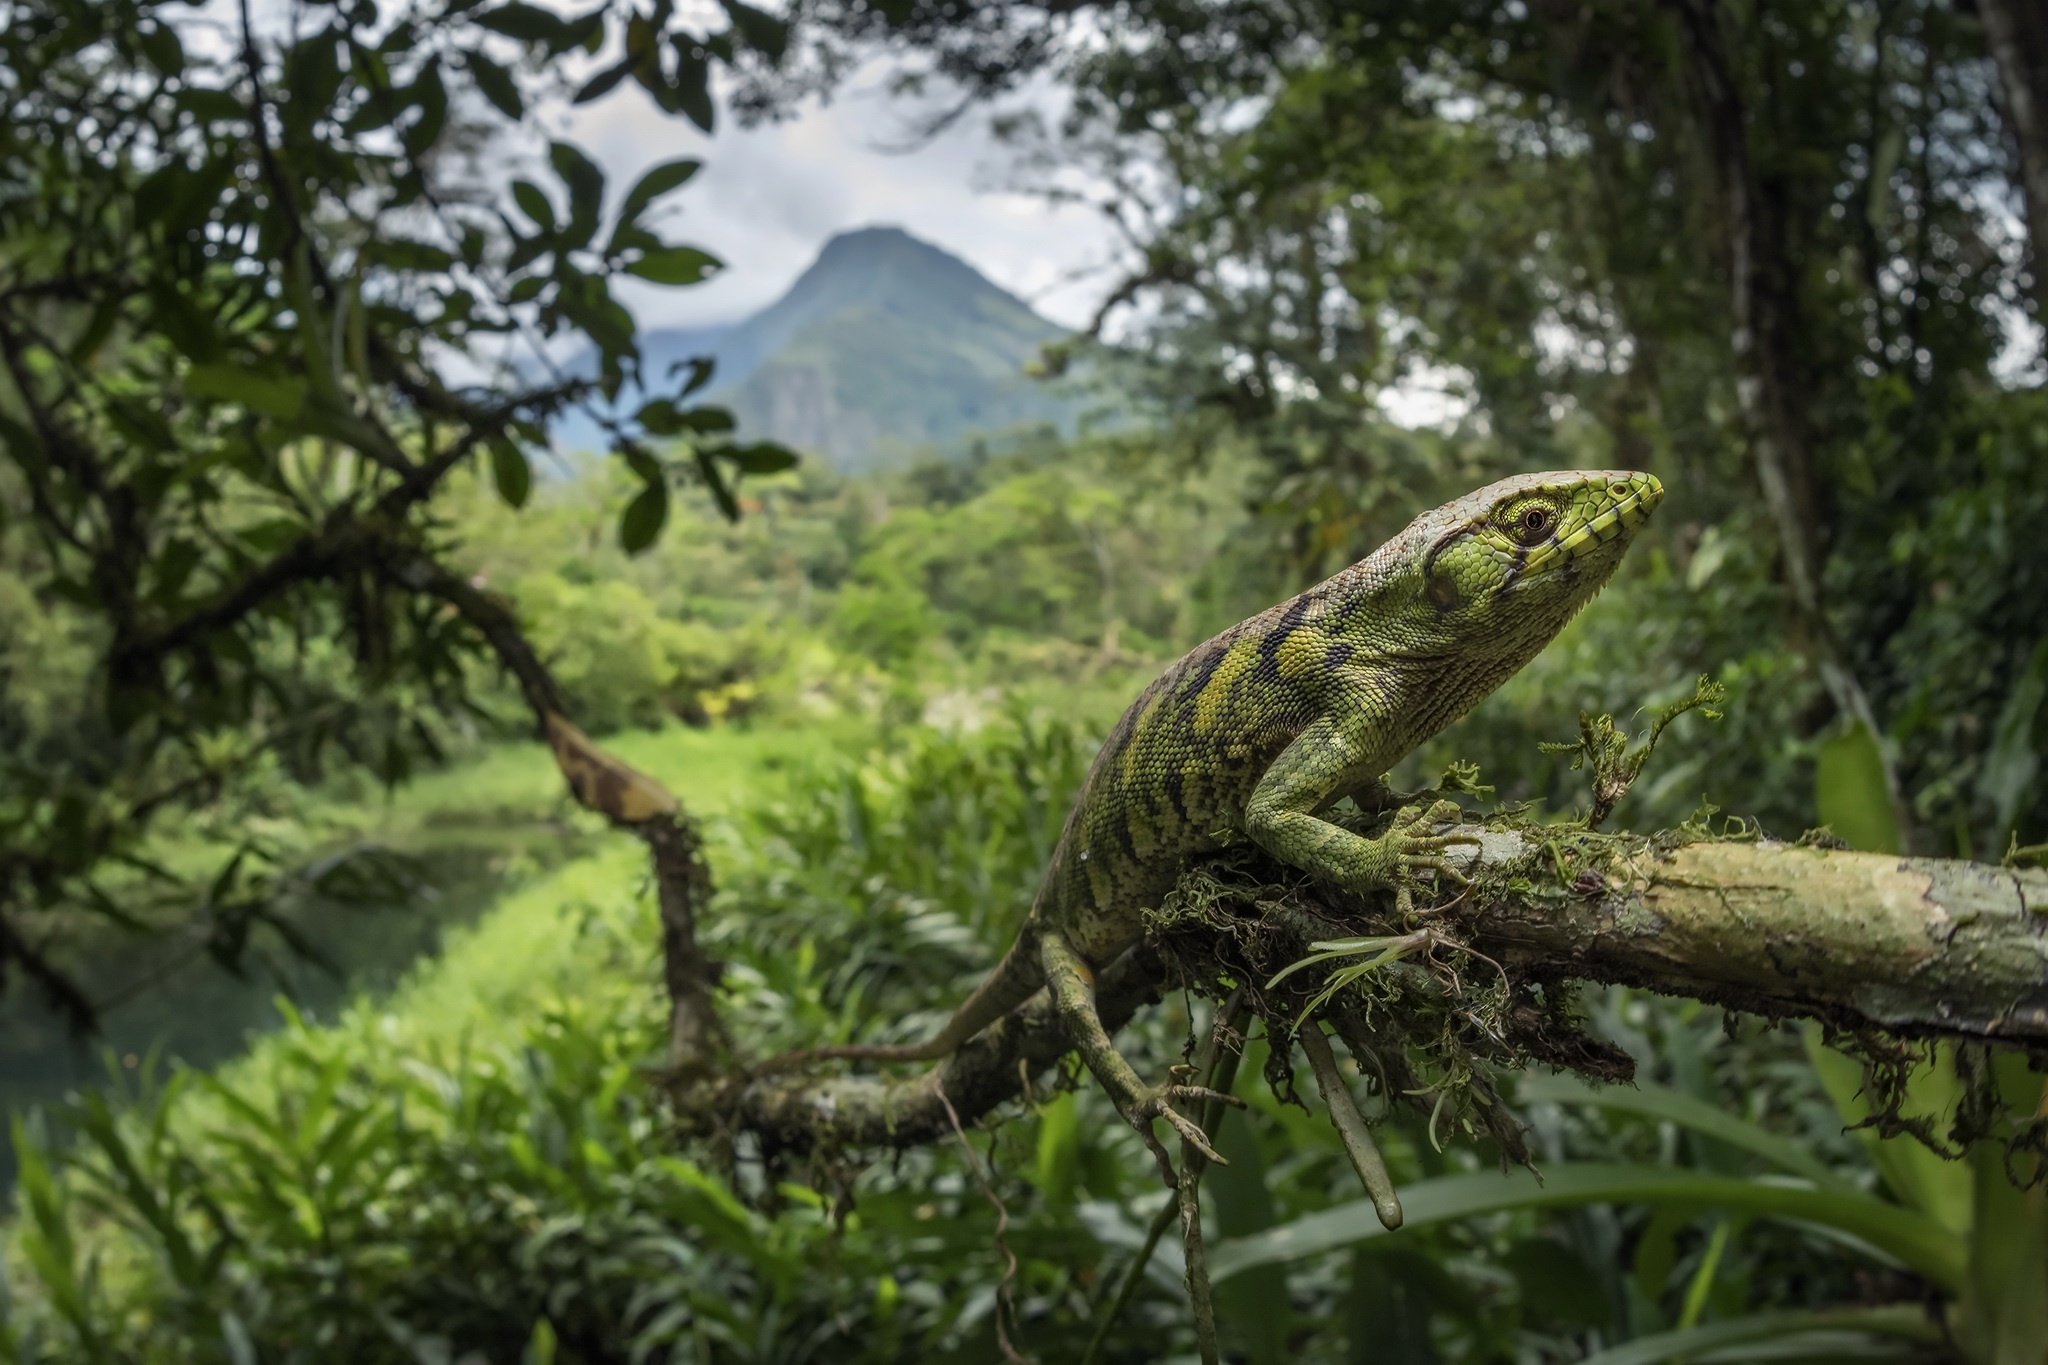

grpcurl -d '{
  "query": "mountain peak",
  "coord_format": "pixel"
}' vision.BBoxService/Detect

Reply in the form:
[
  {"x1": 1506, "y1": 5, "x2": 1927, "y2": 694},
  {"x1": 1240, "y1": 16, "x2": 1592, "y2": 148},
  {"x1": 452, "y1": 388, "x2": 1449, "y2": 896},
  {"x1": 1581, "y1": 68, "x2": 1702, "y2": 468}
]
[{"x1": 599, "y1": 227, "x2": 1076, "y2": 472}]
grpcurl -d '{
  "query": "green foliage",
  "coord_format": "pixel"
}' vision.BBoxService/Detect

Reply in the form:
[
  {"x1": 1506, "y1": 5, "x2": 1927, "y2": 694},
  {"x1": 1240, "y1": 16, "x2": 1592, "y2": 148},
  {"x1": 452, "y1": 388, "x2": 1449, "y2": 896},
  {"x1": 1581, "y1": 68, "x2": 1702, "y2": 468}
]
[
  {"x1": 0, "y1": 0, "x2": 795, "y2": 1016},
  {"x1": 5, "y1": 708, "x2": 2042, "y2": 1363}
]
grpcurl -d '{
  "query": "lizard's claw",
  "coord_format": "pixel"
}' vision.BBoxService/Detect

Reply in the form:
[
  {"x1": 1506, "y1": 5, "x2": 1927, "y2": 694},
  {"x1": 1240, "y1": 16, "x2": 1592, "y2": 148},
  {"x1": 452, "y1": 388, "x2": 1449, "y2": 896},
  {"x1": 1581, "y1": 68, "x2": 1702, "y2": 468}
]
[
  {"x1": 1126, "y1": 1085, "x2": 1246, "y2": 1184},
  {"x1": 1376, "y1": 801, "x2": 1482, "y2": 912}
]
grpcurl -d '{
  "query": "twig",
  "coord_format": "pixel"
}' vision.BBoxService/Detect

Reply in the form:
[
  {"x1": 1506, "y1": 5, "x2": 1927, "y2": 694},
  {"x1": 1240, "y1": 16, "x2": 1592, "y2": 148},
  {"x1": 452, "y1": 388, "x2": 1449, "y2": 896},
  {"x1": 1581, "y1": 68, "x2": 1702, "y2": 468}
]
[
  {"x1": 938, "y1": 1085, "x2": 1029, "y2": 1365},
  {"x1": 1179, "y1": 1159, "x2": 1220, "y2": 1365},
  {"x1": 1082, "y1": 993, "x2": 1248, "y2": 1365},
  {"x1": 1298, "y1": 1023, "x2": 1403, "y2": 1230}
]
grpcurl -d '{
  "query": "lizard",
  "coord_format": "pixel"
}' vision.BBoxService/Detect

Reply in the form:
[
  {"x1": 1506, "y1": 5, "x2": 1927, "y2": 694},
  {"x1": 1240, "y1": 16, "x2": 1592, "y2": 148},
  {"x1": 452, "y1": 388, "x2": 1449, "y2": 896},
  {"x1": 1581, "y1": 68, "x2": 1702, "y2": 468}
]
[{"x1": 771, "y1": 469, "x2": 1664, "y2": 1179}]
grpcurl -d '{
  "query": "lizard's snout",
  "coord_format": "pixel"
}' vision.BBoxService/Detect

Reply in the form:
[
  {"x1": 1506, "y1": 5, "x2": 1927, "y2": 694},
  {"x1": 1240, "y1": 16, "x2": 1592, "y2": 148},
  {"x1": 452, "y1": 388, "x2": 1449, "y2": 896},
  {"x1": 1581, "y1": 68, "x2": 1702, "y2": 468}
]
[{"x1": 1616, "y1": 471, "x2": 1664, "y2": 527}]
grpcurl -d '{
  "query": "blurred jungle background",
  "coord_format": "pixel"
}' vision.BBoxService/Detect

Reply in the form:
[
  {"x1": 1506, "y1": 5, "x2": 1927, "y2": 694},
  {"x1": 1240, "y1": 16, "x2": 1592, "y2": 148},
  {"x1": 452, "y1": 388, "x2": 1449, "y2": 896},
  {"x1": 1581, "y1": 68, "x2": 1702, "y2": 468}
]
[{"x1": 1, "y1": 0, "x2": 2046, "y2": 1360}]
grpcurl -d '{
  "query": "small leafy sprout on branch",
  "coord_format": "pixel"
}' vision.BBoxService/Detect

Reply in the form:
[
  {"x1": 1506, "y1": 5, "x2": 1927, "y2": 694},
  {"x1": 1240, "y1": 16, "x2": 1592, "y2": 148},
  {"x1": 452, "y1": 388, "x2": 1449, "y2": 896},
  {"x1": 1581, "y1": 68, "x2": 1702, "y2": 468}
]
[
  {"x1": 1266, "y1": 931, "x2": 1433, "y2": 1026},
  {"x1": 2004, "y1": 833, "x2": 2048, "y2": 872},
  {"x1": 1541, "y1": 675, "x2": 1728, "y2": 828}
]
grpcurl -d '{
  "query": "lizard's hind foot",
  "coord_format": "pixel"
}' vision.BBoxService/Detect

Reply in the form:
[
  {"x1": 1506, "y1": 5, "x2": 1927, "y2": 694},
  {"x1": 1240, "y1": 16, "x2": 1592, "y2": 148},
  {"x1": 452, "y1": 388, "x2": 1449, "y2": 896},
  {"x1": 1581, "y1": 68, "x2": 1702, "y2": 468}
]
[
  {"x1": 1039, "y1": 929, "x2": 1246, "y2": 1185},
  {"x1": 1128, "y1": 1084, "x2": 1243, "y2": 1181}
]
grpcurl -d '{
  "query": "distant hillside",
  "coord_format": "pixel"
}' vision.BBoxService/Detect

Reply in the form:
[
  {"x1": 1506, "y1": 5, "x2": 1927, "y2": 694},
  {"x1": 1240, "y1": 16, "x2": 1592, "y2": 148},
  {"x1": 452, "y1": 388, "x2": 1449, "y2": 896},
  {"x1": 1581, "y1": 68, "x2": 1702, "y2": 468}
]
[{"x1": 556, "y1": 227, "x2": 1082, "y2": 472}]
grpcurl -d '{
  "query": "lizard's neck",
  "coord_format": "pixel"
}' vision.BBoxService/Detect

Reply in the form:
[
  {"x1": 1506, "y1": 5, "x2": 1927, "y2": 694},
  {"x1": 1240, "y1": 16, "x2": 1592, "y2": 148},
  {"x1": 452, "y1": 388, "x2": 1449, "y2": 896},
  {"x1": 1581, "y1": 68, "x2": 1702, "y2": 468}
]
[{"x1": 1343, "y1": 643, "x2": 1531, "y2": 773}]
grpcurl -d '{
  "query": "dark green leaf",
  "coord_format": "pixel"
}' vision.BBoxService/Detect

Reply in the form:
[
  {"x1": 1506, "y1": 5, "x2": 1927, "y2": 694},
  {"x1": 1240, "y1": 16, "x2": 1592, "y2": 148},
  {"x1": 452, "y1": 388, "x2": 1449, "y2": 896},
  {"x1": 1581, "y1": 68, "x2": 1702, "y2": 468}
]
[
  {"x1": 184, "y1": 364, "x2": 308, "y2": 420},
  {"x1": 151, "y1": 538, "x2": 205, "y2": 604},
  {"x1": 175, "y1": 87, "x2": 244, "y2": 122},
  {"x1": 511, "y1": 180, "x2": 555, "y2": 234},
  {"x1": 568, "y1": 8, "x2": 605, "y2": 54},
  {"x1": 681, "y1": 407, "x2": 736, "y2": 435},
  {"x1": 573, "y1": 57, "x2": 633, "y2": 105},
  {"x1": 719, "y1": 0, "x2": 788, "y2": 61},
  {"x1": 1209, "y1": 1163, "x2": 1965, "y2": 1293},
  {"x1": 402, "y1": 60, "x2": 449, "y2": 158},
  {"x1": 147, "y1": 280, "x2": 222, "y2": 361},
  {"x1": 136, "y1": 21, "x2": 186, "y2": 78},
  {"x1": 670, "y1": 37, "x2": 713, "y2": 132},
  {"x1": 619, "y1": 481, "x2": 669, "y2": 553},
  {"x1": 626, "y1": 246, "x2": 721, "y2": 285},
  {"x1": 693, "y1": 447, "x2": 739, "y2": 521},
  {"x1": 1576, "y1": 1306, "x2": 1942, "y2": 1365},
  {"x1": 671, "y1": 355, "x2": 716, "y2": 397},
  {"x1": 635, "y1": 399, "x2": 685, "y2": 435},
  {"x1": 548, "y1": 141, "x2": 606, "y2": 212},
  {"x1": 720, "y1": 441, "x2": 797, "y2": 475},
  {"x1": 375, "y1": 238, "x2": 456, "y2": 272},
  {"x1": 617, "y1": 159, "x2": 701, "y2": 226},
  {"x1": 1501, "y1": 1237, "x2": 1609, "y2": 1328},
  {"x1": 472, "y1": 3, "x2": 567, "y2": 42},
  {"x1": 490, "y1": 441, "x2": 531, "y2": 508},
  {"x1": 467, "y1": 51, "x2": 524, "y2": 119},
  {"x1": 286, "y1": 32, "x2": 346, "y2": 126}
]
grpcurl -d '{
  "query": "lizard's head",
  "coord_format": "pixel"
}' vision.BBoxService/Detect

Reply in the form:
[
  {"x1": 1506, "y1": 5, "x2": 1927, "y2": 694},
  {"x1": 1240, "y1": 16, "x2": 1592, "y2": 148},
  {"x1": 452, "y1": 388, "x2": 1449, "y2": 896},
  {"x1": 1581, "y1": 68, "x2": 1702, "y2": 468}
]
[{"x1": 1402, "y1": 469, "x2": 1663, "y2": 658}]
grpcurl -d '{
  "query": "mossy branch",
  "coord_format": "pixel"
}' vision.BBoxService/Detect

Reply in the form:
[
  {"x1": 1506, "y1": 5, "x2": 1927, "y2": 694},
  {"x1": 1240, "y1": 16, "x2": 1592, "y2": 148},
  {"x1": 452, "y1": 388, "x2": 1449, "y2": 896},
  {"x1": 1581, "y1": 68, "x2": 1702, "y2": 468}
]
[{"x1": 712, "y1": 817, "x2": 2048, "y2": 1159}]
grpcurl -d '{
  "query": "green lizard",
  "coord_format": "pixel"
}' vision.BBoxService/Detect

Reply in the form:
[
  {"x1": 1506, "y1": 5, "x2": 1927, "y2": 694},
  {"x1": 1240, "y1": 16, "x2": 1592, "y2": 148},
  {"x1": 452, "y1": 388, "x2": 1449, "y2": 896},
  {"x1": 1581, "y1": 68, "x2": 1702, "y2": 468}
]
[{"x1": 778, "y1": 469, "x2": 1663, "y2": 1177}]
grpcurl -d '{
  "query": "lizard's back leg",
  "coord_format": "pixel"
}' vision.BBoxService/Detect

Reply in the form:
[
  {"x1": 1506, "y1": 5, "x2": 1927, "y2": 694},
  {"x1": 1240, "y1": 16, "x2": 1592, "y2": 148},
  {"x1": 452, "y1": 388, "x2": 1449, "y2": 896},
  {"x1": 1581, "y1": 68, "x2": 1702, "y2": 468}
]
[{"x1": 1038, "y1": 929, "x2": 1242, "y2": 1185}]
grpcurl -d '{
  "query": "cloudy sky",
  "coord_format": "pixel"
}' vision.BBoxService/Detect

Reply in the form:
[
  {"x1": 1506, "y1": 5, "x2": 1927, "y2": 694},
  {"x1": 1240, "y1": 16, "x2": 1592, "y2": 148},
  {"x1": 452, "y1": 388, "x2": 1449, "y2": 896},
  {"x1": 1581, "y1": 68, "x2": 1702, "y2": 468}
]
[{"x1": 544, "y1": 67, "x2": 1127, "y2": 334}]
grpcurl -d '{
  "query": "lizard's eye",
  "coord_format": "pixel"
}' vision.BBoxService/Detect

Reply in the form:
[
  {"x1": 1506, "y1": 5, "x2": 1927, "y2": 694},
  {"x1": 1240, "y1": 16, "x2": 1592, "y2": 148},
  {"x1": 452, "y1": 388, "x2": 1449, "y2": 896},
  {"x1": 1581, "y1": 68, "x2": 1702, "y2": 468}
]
[{"x1": 1510, "y1": 505, "x2": 1556, "y2": 543}]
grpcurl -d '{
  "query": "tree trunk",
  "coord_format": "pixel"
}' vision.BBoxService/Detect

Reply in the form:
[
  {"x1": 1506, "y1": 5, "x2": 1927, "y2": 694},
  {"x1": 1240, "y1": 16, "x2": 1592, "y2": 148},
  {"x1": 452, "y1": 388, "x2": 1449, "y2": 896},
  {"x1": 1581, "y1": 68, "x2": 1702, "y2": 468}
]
[
  {"x1": 1981, "y1": 0, "x2": 2048, "y2": 317},
  {"x1": 1664, "y1": 0, "x2": 1915, "y2": 845}
]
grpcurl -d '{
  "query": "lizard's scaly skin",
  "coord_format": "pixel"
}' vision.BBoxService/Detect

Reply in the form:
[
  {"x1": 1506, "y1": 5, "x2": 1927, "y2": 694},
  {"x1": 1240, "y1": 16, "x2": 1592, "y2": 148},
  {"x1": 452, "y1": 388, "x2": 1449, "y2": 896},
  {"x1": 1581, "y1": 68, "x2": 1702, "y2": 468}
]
[{"x1": 788, "y1": 470, "x2": 1663, "y2": 1168}]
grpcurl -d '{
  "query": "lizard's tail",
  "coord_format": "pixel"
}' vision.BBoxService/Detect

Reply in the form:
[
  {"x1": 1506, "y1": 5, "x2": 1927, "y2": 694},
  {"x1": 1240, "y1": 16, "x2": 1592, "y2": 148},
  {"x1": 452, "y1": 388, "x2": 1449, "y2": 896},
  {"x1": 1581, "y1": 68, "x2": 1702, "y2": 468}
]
[{"x1": 754, "y1": 931, "x2": 1046, "y2": 1074}]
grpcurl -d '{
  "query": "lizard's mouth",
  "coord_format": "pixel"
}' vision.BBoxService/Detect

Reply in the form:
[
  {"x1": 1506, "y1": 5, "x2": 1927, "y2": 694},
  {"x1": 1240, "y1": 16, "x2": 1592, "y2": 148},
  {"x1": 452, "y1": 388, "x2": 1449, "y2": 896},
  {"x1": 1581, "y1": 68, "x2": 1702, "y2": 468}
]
[{"x1": 1520, "y1": 473, "x2": 1664, "y2": 578}]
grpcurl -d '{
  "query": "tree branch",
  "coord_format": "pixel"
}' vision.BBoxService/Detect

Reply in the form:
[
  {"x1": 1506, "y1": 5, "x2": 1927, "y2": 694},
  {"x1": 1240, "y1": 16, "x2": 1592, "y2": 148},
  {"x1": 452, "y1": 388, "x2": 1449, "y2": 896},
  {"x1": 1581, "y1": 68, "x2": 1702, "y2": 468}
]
[
  {"x1": 719, "y1": 826, "x2": 2048, "y2": 1156},
  {"x1": 377, "y1": 543, "x2": 728, "y2": 1079}
]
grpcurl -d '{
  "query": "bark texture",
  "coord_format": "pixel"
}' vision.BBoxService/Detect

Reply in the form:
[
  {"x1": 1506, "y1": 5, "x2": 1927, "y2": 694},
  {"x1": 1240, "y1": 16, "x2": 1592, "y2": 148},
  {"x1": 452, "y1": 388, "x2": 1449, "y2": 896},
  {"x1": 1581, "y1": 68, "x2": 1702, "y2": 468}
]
[
  {"x1": 1663, "y1": 0, "x2": 1912, "y2": 841},
  {"x1": 1981, "y1": 0, "x2": 2048, "y2": 316},
  {"x1": 722, "y1": 828, "x2": 2048, "y2": 1155}
]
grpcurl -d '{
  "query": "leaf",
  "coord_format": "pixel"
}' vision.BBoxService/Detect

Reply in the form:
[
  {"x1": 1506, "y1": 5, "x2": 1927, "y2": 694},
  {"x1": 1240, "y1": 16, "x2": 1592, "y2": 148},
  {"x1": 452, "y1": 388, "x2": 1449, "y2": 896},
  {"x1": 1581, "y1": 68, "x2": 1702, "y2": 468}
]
[
  {"x1": 548, "y1": 141, "x2": 606, "y2": 214},
  {"x1": 401, "y1": 59, "x2": 449, "y2": 159},
  {"x1": 720, "y1": 441, "x2": 798, "y2": 475},
  {"x1": 1815, "y1": 720, "x2": 1899, "y2": 854},
  {"x1": 1210, "y1": 1109, "x2": 1288, "y2": 1365},
  {"x1": 176, "y1": 87, "x2": 245, "y2": 122},
  {"x1": 375, "y1": 237, "x2": 456, "y2": 272},
  {"x1": 670, "y1": 355, "x2": 716, "y2": 397},
  {"x1": 626, "y1": 246, "x2": 722, "y2": 285},
  {"x1": 472, "y1": 2, "x2": 568, "y2": 42},
  {"x1": 1802, "y1": 1028, "x2": 1973, "y2": 1233},
  {"x1": 1515, "y1": 1073, "x2": 1846, "y2": 1187},
  {"x1": 1206, "y1": 1163, "x2": 1965, "y2": 1292},
  {"x1": 635, "y1": 399, "x2": 685, "y2": 435},
  {"x1": 1504, "y1": 1237, "x2": 1612, "y2": 1330},
  {"x1": 1574, "y1": 1305, "x2": 1940, "y2": 1365},
  {"x1": 617, "y1": 158, "x2": 702, "y2": 225},
  {"x1": 184, "y1": 364, "x2": 307, "y2": 420},
  {"x1": 490, "y1": 441, "x2": 531, "y2": 508},
  {"x1": 693, "y1": 447, "x2": 739, "y2": 521},
  {"x1": 1980, "y1": 638, "x2": 2048, "y2": 846},
  {"x1": 136, "y1": 21, "x2": 186, "y2": 78},
  {"x1": 619, "y1": 480, "x2": 669, "y2": 553},
  {"x1": 719, "y1": 0, "x2": 789, "y2": 61},
  {"x1": 573, "y1": 57, "x2": 633, "y2": 105},
  {"x1": 671, "y1": 35, "x2": 714, "y2": 132},
  {"x1": 511, "y1": 181, "x2": 555, "y2": 234},
  {"x1": 467, "y1": 50, "x2": 524, "y2": 119}
]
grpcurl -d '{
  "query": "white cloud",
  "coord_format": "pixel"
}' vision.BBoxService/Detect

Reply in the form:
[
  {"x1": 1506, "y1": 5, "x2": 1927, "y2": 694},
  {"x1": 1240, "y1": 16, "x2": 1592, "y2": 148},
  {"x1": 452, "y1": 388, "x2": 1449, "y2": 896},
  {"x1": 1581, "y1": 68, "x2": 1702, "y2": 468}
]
[{"x1": 548, "y1": 67, "x2": 1127, "y2": 332}]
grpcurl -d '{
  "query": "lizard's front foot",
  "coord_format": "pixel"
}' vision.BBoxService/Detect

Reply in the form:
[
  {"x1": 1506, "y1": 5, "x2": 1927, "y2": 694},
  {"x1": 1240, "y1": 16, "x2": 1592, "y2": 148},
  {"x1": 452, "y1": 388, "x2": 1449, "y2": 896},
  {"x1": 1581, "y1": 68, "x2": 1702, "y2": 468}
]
[{"x1": 1359, "y1": 800, "x2": 1482, "y2": 914}]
